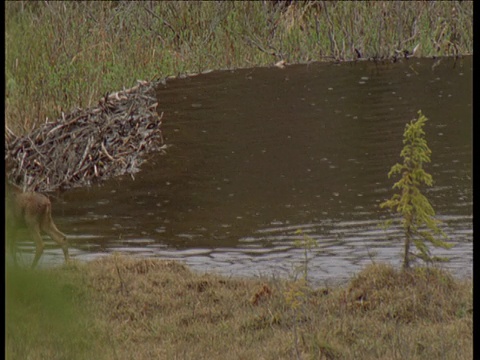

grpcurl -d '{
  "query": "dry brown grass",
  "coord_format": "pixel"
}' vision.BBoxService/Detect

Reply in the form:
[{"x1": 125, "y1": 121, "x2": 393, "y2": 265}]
[{"x1": 6, "y1": 255, "x2": 472, "y2": 359}]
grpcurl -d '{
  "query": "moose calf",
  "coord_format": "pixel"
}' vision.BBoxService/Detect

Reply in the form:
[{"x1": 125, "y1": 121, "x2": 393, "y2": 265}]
[{"x1": 5, "y1": 182, "x2": 69, "y2": 268}]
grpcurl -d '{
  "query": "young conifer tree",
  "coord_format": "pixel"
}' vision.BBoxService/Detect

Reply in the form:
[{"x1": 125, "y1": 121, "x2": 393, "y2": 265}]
[{"x1": 380, "y1": 110, "x2": 452, "y2": 269}]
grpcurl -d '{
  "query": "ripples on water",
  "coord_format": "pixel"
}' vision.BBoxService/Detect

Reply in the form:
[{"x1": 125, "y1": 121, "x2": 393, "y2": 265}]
[{"x1": 17, "y1": 57, "x2": 472, "y2": 284}]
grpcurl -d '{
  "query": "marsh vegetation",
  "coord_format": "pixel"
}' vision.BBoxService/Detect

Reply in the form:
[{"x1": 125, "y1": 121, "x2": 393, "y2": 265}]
[
  {"x1": 5, "y1": 1, "x2": 472, "y2": 134},
  {"x1": 5, "y1": 255, "x2": 473, "y2": 360},
  {"x1": 5, "y1": 2, "x2": 473, "y2": 358}
]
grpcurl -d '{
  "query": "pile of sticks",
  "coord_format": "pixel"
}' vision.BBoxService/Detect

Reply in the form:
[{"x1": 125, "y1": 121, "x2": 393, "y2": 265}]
[{"x1": 5, "y1": 80, "x2": 166, "y2": 193}]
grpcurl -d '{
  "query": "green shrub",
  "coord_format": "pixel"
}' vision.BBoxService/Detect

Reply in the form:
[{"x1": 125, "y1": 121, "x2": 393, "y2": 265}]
[{"x1": 380, "y1": 110, "x2": 452, "y2": 269}]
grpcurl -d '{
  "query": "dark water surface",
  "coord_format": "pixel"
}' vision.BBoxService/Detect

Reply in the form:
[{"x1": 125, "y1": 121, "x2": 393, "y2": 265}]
[{"x1": 25, "y1": 57, "x2": 473, "y2": 284}]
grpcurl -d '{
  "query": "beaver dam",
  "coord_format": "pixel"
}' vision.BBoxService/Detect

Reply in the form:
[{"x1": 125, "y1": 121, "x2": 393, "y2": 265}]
[
  {"x1": 5, "y1": 59, "x2": 473, "y2": 284},
  {"x1": 5, "y1": 80, "x2": 166, "y2": 193}
]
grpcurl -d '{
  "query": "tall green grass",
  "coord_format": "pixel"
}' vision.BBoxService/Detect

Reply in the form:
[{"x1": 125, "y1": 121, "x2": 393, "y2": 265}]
[
  {"x1": 5, "y1": 1, "x2": 472, "y2": 135},
  {"x1": 6, "y1": 264, "x2": 105, "y2": 360}
]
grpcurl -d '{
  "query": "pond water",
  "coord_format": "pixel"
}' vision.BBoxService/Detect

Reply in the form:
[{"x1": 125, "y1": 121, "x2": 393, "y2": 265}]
[{"x1": 19, "y1": 57, "x2": 472, "y2": 284}]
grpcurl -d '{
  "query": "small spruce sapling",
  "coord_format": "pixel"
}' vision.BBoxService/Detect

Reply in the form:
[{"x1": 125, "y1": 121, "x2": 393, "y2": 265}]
[{"x1": 380, "y1": 110, "x2": 452, "y2": 269}]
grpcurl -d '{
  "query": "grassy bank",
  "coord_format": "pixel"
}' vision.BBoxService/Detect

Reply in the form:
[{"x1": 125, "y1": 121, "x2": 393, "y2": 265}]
[
  {"x1": 5, "y1": 1, "x2": 473, "y2": 135},
  {"x1": 6, "y1": 255, "x2": 472, "y2": 360}
]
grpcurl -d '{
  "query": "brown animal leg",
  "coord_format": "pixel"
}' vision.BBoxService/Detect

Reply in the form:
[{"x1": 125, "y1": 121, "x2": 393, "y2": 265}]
[
  {"x1": 6, "y1": 226, "x2": 19, "y2": 266},
  {"x1": 40, "y1": 207, "x2": 70, "y2": 263},
  {"x1": 6, "y1": 181, "x2": 70, "y2": 268},
  {"x1": 26, "y1": 221, "x2": 45, "y2": 269}
]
